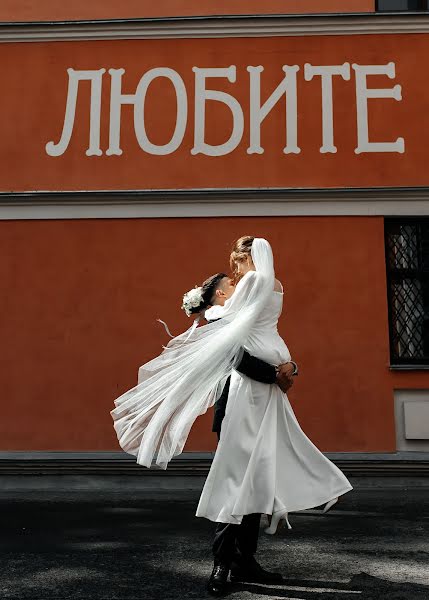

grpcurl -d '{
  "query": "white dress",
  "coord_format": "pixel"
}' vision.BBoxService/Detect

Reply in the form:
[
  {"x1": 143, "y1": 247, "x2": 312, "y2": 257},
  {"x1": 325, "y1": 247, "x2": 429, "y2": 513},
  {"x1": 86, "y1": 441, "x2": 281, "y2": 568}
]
[{"x1": 195, "y1": 286, "x2": 353, "y2": 524}]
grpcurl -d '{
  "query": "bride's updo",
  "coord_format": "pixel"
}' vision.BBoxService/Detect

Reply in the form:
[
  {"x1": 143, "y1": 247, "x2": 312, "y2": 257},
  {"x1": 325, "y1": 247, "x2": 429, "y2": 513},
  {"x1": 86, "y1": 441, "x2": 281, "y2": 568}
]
[
  {"x1": 181, "y1": 272, "x2": 227, "y2": 316},
  {"x1": 230, "y1": 235, "x2": 255, "y2": 282}
]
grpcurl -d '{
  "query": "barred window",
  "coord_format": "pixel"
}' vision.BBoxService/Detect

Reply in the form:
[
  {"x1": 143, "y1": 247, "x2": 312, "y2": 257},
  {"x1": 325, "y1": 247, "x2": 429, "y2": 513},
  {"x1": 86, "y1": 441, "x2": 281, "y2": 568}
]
[
  {"x1": 377, "y1": 0, "x2": 428, "y2": 10},
  {"x1": 385, "y1": 218, "x2": 429, "y2": 366}
]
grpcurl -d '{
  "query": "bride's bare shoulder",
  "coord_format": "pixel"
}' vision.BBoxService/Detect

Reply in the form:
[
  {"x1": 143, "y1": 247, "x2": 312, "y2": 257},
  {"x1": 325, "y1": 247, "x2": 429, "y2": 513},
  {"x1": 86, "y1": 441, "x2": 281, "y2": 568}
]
[{"x1": 274, "y1": 278, "x2": 283, "y2": 293}]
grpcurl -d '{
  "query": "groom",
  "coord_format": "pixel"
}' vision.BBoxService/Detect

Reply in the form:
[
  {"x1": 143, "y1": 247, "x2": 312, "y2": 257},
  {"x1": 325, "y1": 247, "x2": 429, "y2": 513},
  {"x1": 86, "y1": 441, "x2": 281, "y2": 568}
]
[{"x1": 202, "y1": 273, "x2": 298, "y2": 596}]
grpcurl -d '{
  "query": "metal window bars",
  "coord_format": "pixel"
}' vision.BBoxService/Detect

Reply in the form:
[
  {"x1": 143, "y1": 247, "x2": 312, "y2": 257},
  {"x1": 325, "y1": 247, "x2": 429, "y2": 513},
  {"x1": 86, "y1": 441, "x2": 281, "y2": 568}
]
[{"x1": 384, "y1": 218, "x2": 429, "y2": 365}]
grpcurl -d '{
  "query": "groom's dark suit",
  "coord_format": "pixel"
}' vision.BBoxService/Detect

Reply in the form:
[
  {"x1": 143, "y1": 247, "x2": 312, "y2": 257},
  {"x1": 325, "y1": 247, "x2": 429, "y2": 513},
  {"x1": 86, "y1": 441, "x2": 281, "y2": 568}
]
[{"x1": 210, "y1": 342, "x2": 277, "y2": 568}]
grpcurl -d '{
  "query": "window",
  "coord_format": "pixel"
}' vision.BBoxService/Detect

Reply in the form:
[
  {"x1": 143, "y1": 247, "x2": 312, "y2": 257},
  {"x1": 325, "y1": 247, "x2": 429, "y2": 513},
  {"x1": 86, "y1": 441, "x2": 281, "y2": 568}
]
[
  {"x1": 384, "y1": 218, "x2": 429, "y2": 366},
  {"x1": 377, "y1": 0, "x2": 428, "y2": 10}
]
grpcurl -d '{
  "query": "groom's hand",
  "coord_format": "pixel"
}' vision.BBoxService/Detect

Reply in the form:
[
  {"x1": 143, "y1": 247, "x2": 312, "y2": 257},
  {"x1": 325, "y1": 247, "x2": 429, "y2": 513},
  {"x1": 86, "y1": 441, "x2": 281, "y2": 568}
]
[
  {"x1": 275, "y1": 362, "x2": 296, "y2": 393},
  {"x1": 276, "y1": 371, "x2": 294, "y2": 393},
  {"x1": 278, "y1": 362, "x2": 295, "y2": 379}
]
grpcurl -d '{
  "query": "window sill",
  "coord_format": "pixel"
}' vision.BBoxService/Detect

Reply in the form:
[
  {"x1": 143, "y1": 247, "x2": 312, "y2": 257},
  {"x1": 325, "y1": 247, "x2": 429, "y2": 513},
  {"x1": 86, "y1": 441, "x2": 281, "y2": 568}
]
[{"x1": 390, "y1": 364, "x2": 429, "y2": 371}]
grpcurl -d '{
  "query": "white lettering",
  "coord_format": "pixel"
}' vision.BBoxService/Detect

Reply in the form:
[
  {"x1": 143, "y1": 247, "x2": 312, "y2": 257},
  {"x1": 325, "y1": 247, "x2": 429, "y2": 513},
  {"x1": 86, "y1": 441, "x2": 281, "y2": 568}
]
[
  {"x1": 107, "y1": 68, "x2": 134, "y2": 156},
  {"x1": 107, "y1": 68, "x2": 187, "y2": 156},
  {"x1": 47, "y1": 62, "x2": 406, "y2": 159},
  {"x1": 247, "y1": 65, "x2": 300, "y2": 155},
  {"x1": 191, "y1": 66, "x2": 244, "y2": 157},
  {"x1": 304, "y1": 63, "x2": 351, "y2": 154},
  {"x1": 352, "y1": 62, "x2": 404, "y2": 154},
  {"x1": 46, "y1": 68, "x2": 105, "y2": 157}
]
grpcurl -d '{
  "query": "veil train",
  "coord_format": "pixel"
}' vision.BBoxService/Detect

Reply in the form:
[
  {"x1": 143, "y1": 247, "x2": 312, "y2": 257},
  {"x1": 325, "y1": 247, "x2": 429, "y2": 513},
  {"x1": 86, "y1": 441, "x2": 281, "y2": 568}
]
[{"x1": 110, "y1": 238, "x2": 275, "y2": 469}]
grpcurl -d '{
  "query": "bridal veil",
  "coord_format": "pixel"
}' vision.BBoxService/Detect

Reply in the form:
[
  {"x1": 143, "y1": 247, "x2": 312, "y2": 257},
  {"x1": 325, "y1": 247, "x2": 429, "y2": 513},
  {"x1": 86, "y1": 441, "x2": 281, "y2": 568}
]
[{"x1": 110, "y1": 238, "x2": 276, "y2": 469}]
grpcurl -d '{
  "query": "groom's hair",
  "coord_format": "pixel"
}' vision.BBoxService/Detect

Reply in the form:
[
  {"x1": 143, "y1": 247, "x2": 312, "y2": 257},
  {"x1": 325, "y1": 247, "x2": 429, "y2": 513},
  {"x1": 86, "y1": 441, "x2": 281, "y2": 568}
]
[
  {"x1": 186, "y1": 272, "x2": 227, "y2": 316},
  {"x1": 198, "y1": 272, "x2": 228, "y2": 310}
]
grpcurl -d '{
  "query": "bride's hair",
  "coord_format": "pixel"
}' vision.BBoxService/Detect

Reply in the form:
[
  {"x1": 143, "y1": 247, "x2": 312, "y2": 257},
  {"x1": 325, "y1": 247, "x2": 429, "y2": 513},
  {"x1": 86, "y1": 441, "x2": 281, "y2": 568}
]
[
  {"x1": 230, "y1": 235, "x2": 255, "y2": 282},
  {"x1": 186, "y1": 272, "x2": 228, "y2": 315}
]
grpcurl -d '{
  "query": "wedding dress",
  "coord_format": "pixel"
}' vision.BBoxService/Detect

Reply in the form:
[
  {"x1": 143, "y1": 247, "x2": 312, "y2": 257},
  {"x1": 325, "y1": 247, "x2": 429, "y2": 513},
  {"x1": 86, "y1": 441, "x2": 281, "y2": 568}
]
[
  {"x1": 195, "y1": 283, "x2": 353, "y2": 524},
  {"x1": 110, "y1": 237, "x2": 352, "y2": 525}
]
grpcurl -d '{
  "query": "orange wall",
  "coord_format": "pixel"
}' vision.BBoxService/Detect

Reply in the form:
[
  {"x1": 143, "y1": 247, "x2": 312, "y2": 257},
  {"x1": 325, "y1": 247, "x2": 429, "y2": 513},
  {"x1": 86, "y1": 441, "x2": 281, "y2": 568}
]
[
  {"x1": 1, "y1": 215, "x2": 427, "y2": 453},
  {"x1": 0, "y1": 1, "x2": 374, "y2": 22},
  {"x1": 0, "y1": 33, "x2": 425, "y2": 192}
]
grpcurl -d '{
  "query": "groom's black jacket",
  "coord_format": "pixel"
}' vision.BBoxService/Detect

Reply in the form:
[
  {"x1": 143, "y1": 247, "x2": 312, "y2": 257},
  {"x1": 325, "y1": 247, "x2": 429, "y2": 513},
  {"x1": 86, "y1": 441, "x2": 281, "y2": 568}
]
[{"x1": 207, "y1": 309, "x2": 277, "y2": 432}]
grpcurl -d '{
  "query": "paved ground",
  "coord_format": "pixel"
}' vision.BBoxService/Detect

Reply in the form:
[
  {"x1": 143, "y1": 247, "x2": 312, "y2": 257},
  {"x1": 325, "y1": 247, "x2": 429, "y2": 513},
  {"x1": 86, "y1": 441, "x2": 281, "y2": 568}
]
[{"x1": 0, "y1": 486, "x2": 428, "y2": 600}]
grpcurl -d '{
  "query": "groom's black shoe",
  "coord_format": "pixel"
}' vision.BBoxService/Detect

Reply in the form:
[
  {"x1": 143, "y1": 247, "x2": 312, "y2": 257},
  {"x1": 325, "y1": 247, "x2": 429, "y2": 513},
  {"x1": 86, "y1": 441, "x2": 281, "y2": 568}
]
[
  {"x1": 207, "y1": 562, "x2": 230, "y2": 596},
  {"x1": 230, "y1": 556, "x2": 283, "y2": 584}
]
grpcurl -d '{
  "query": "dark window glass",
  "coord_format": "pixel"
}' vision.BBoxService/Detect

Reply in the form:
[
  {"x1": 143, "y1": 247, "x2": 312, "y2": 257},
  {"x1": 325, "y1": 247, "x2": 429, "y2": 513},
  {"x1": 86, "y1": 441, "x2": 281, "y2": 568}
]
[
  {"x1": 385, "y1": 219, "x2": 429, "y2": 365},
  {"x1": 377, "y1": 0, "x2": 428, "y2": 10}
]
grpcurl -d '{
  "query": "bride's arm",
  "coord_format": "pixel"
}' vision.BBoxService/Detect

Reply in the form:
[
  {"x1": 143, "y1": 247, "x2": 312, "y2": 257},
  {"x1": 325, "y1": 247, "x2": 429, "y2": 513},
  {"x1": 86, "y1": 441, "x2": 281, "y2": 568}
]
[{"x1": 204, "y1": 270, "x2": 258, "y2": 321}]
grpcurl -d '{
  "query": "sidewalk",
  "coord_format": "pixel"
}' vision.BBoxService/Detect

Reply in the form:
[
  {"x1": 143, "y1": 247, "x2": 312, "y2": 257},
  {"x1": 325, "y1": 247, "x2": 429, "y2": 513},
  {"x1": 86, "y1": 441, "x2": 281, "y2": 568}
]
[{"x1": 0, "y1": 486, "x2": 428, "y2": 599}]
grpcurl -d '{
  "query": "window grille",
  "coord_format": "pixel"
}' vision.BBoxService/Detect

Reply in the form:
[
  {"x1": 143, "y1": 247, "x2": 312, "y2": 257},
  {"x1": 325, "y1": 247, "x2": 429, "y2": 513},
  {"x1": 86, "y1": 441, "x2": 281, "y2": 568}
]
[{"x1": 384, "y1": 218, "x2": 429, "y2": 365}]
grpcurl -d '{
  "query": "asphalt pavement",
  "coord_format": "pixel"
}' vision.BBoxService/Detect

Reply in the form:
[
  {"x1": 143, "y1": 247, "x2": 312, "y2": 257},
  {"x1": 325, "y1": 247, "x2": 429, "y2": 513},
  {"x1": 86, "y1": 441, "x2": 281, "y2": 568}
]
[{"x1": 0, "y1": 486, "x2": 428, "y2": 600}]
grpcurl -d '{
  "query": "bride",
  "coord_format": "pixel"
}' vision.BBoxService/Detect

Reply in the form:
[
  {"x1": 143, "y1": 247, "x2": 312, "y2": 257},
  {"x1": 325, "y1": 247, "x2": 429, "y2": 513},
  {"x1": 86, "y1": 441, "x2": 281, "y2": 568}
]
[
  {"x1": 195, "y1": 236, "x2": 353, "y2": 530},
  {"x1": 110, "y1": 236, "x2": 352, "y2": 556}
]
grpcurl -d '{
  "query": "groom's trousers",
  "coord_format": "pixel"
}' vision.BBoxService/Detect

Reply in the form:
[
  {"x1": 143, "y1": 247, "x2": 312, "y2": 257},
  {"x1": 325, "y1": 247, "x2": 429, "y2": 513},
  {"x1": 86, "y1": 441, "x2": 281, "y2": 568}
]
[
  {"x1": 210, "y1": 352, "x2": 277, "y2": 567},
  {"x1": 212, "y1": 430, "x2": 262, "y2": 566}
]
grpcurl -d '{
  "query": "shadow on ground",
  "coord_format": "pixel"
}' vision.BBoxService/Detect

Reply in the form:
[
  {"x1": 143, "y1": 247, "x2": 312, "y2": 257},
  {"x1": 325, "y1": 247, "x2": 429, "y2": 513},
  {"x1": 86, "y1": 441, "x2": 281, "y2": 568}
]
[
  {"x1": 0, "y1": 488, "x2": 427, "y2": 599},
  {"x1": 231, "y1": 572, "x2": 429, "y2": 600}
]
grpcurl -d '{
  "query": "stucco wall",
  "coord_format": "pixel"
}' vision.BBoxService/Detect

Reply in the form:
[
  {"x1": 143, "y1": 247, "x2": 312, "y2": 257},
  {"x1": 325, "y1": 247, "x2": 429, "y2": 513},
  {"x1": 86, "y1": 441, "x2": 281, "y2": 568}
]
[
  {"x1": 1, "y1": 215, "x2": 420, "y2": 453},
  {"x1": 0, "y1": 1, "x2": 375, "y2": 22}
]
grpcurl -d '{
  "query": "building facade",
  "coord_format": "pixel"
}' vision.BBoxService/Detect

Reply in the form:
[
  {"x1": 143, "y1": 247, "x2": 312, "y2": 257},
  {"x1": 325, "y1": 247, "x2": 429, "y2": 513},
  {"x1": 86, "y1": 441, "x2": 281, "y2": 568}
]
[{"x1": 1, "y1": 1, "x2": 429, "y2": 476}]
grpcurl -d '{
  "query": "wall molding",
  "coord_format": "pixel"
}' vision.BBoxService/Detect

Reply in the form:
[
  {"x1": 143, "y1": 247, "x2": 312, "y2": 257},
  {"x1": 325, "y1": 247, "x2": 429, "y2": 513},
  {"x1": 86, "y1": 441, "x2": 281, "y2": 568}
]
[
  {"x1": 0, "y1": 451, "x2": 428, "y2": 477},
  {"x1": 1, "y1": 187, "x2": 429, "y2": 219},
  {"x1": 1, "y1": 13, "x2": 429, "y2": 43}
]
